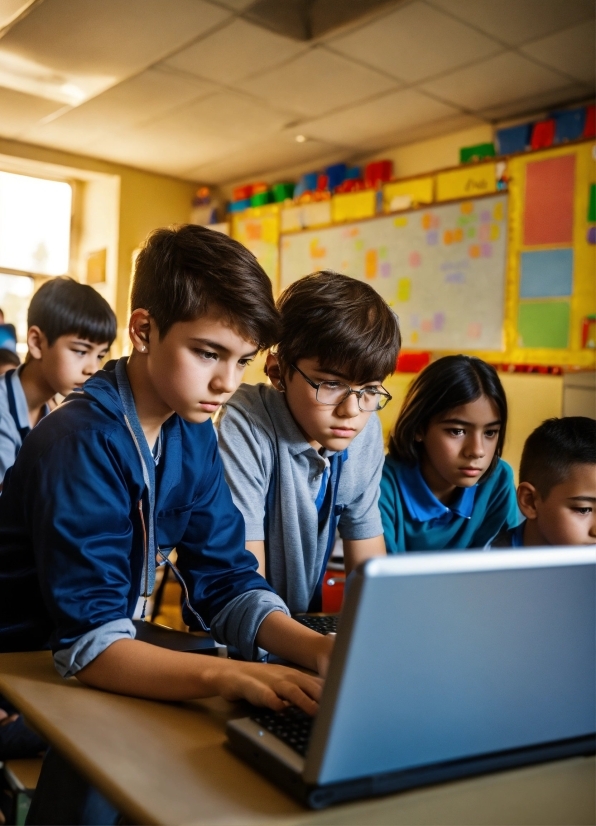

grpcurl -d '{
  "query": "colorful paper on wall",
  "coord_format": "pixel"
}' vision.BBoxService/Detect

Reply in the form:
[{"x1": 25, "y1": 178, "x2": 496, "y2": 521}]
[
  {"x1": 588, "y1": 183, "x2": 596, "y2": 222},
  {"x1": 518, "y1": 301, "x2": 570, "y2": 348},
  {"x1": 520, "y1": 249, "x2": 573, "y2": 298},
  {"x1": 523, "y1": 154, "x2": 575, "y2": 245},
  {"x1": 436, "y1": 163, "x2": 496, "y2": 202}
]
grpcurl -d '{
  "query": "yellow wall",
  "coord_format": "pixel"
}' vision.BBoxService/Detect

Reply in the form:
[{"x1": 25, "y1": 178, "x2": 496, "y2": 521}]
[{"x1": 0, "y1": 138, "x2": 198, "y2": 338}]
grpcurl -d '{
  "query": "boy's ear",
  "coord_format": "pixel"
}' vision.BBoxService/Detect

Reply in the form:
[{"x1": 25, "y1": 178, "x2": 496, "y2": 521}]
[
  {"x1": 27, "y1": 326, "x2": 46, "y2": 361},
  {"x1": 265, "y1": 352, "x2": 285, "y2": 391},
  {"x1": 129, "y1": 309, "x2": 151, "y2": 354},
  {"x1": 517, "y1": 481, "x2": 540, "y2": 520}
]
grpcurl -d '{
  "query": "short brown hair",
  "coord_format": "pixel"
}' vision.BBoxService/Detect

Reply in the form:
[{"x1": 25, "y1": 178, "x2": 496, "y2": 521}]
[
  {"x1": 275, "y1": 271, "x2": 401, "y2": 383},
  {"x1": 131, "y1": 225, "x2": 280, "y2": 349}
]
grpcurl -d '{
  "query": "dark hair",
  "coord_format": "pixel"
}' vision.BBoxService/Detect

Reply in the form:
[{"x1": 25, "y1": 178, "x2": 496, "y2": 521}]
[
  {"x1": 389, "y1": 355, "x2": 508, "y2": 478},
  {"x1": 0, "y1": 348, "x2": 19, "y2": 369},
  {"x1": 274, "y1": 271, "x2": 401, "y2": 383},
  {"x1": 520, "y1": 417, "x2": 596, "y2": 498},
  {"x1": 131, "y1": 224, "x2": 279, "y2": 349},
  {"x1": 28, "y1": 277, "x2": 117, "y2": 346}
]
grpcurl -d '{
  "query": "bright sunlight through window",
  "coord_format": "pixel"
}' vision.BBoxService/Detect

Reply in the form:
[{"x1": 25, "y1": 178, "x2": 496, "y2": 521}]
[{"x1": 0, "y1": 171, "x2": 72, "y2": 275}]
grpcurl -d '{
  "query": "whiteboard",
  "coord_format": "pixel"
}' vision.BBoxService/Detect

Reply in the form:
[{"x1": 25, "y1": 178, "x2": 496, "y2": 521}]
[{"x1": 280, "y1": 194, "x2": 508, "y2": 351}]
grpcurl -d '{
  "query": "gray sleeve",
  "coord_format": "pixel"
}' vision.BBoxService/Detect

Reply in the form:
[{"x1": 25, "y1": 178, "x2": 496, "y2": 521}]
[
  {"x1": 53, "y1": 618, "x2": 136, "y2": 678},
  {"x1": 0, "y1": 390, "x2": 20, "y2": 483},
  {"x1": 338, "y1": 415, "x2": 384, "y2": 540},
  {"x1": 215, "y1": 404, "x2": 272, "y2": 541},
  {"x1": 209, "y1": 589, "x2": 290, "y2": 661}
]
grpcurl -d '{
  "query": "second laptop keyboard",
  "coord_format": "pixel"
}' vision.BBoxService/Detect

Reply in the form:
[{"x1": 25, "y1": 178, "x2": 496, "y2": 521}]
[
  {"x1": 250, "y1": 706, "x2": 314, "y2": 757},
  {"x1": 293, "y1": 614, "x2": 338, "y2": 635}
]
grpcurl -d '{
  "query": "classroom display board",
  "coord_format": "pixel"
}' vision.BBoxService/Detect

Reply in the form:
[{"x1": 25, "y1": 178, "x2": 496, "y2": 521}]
[
  {"x1": 281, "y1": 194, "x2": 508, "y2": 351},
  {"x1": 231, "y1": 205, "x2": 279, "y2": 284}
]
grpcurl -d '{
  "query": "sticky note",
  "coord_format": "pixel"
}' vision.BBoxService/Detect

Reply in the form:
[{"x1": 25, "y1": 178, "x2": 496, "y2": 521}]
[
  {"x1": 443, "y1": 230, "x2": 454, "y2": 245},
  {"x1": 493, "y1": 201, "x2": 504, "y2": 221},
  {"x1": 490, "y1": 223, "x2": 500, "y2": 241},
  {"x1": 397, "y1": 278, "x2": 411, "y2": 301},
  {"x1": 380, "y1": 262, "x2": 391, "y2": 278},
  {"x1": 469, "y1": 244, "x2": 481, "y2": 258},
  {"x1": 365, "y1": 249, "x2": 378, "y2": 278},
  {"x1": 524, "y1": 155, "x2": 575, "y2": 245},
  {"x1": 467, "y1": 322, "x2": 482, "y2": 339},
  {"x1": 394, "y1": 216, "x2": 408, "y2": 228},
  {"x1": 518, "y1": 302, "x2": 570, "y2": 348},
  {"x1": 433, "y1": 312, "x2": 445, "y2": 331},
  {"x1": 453, "y1": 228, "x2": 463, "y2": 242},
  {"x1": 520, "y1": 249, "x2": 573, "y2": 298},
  {"x1": 409, "y1": 251, "x2": 421, "y2": 268},
  {"x1": 310, "y1": 239, "x2": 326, "y2": 259}
]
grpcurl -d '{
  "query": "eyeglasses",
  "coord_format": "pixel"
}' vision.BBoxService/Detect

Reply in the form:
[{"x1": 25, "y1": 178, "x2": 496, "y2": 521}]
[{"x1": 291, "y1": 363, "x2": 392, "y2": 411}]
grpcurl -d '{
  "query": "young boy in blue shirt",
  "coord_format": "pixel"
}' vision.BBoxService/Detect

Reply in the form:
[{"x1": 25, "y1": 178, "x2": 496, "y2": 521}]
[
  {"x1": 0, "y1": 277, "x2": 116, "y2": 482},
  {"x1": 492, "y1": 416, "x2": 596, "y2": 547},
  {"x1": 0, "y1": 226, "x2": 330, "y2": 824},
  {"x1": 216, "y1": 271, "x2": 401, "y2": 614}
]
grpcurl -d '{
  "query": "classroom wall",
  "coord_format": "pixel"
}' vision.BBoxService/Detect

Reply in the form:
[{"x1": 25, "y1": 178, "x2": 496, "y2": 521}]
[{"x1": 0, "y1": 138, "x2": 199, "y2": 344}]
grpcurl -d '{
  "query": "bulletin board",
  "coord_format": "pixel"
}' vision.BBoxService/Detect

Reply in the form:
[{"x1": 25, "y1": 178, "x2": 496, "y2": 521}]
[
  {"x1": 231, "y1": 203, "x2": 280, "y2": 285},
  {"x1": 280, "y1": 194, "x2": 508, "y2": 351}
]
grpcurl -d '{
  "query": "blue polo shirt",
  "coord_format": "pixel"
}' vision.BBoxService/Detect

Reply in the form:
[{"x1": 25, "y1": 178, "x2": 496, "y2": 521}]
[{"x1": 379, "y1": 456, "x2": 520, "y2": 553}]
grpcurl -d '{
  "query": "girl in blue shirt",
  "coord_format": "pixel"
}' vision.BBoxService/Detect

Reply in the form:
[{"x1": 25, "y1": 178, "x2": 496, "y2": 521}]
[{"x1": 380, "y1": 355, "x2": 519, "y2": 552}]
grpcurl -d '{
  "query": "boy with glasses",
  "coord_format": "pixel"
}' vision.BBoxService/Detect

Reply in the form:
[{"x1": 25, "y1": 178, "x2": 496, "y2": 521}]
[{"x1": 216, "y1": 270, "x2": 401, "y2": 614}]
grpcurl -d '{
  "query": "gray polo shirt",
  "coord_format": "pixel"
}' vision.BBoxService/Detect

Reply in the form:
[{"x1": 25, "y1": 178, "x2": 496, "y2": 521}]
[
  {"x1": 0, "y1": 366, "x2": 50, "y2": 483},
  {"x1": 215, "y1": 382, "x2": 384, "y2": 613}
]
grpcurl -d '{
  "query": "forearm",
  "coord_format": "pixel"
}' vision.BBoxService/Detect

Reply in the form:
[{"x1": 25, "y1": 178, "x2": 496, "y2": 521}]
[
  {"x1": 343, "y1": 535, "x2": 386, "y2": 576},
  {"x1": 76, "y1": 638, "x2": 230, "y2": 700},
  {"x1": 256, "y1": 611, "x2": 334, "y2": 674}
]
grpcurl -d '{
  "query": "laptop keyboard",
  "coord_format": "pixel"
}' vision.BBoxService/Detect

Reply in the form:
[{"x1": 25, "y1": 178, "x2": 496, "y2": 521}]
[
  {"x1": 293, "y1": 614, "x2": 338, "y2": 635},
  {"x1": 250, "y1": 706, "x2": 314, "y2": 757}
]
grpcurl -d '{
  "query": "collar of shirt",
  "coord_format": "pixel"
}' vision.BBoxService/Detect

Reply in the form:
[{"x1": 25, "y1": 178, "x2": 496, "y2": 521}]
[
  {"x1": 395, "y1": 460, "x2": 477, "y2": 523},
  {"x1": 510, "y1": 521, "x2": 525, "y2": 547},
  {"x1": 10, "y1": 365, "x2": 51, "y2": 430}
]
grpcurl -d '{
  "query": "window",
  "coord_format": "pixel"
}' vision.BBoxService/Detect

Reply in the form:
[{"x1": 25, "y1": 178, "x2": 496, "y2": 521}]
[{"x1": 0, "y1": 171, "x2": 72, "y2": 276}]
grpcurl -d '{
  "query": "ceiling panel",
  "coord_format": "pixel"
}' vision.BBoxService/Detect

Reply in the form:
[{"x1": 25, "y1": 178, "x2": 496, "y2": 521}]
[
  {"x1": 209, "y1": 0, "x2": 256, "y2": 9},
  {"x1": 428, "y1": 0, "x2": 594, "y2": 47},
  {"x1": 301, "y1": 88, "x2": 461, "y2": 149},
  {"x1": 22, "y1": 68, "x2": 217, "y2": 149},
  {"x1": 188, "y1": 130, "x2": 343, "y2": 184},
  {"x1": 0, "y1": 0, "x2": 230, "y2": 102},
  {"x1": 0, "y1": 85, "x2": 65, "y2": 137},
  {"x1": 421, "y1": 52, "x2": 571, "y2": 111},
  {"x1": 329, "y1": 1, "x2": 503, "y2": 83},
  {"x1": 0, "y1": 0, "x2": 36, "y2": 29},
  {"x1": 521, "y1": 21, "x2": 596, "y2": 85},
  {"x1": 238, "y1": 46, "x2": 398, "y2": 118},
  {"x1": 164, "y1": 18, "x2": 306, "y2": 85}
]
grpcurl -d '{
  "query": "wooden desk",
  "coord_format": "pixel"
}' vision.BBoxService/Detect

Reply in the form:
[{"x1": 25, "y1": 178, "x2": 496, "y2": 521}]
[{"x1": 0, "y1": 652, "x2": 593, "y2": 826}]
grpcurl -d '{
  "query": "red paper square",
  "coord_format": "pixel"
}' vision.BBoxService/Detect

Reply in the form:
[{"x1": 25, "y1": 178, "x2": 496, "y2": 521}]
[{"x1": 524, "y1": 154, "x2": 575, "y2": 245}]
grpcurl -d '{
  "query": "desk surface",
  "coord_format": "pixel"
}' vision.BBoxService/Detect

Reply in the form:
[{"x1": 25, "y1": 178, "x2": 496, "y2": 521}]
[{"x1": 0, "y1": 651, "x2": 594, "y2": 826}]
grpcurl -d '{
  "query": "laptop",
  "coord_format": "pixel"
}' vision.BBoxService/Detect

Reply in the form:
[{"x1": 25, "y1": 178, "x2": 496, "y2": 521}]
[{"x1": 227, "y1": 548, "x2": 596, "y2": 809}]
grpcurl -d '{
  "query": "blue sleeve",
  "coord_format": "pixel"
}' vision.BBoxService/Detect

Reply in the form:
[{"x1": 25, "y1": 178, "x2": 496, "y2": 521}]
[
  {"x1": 379, "y1": 459, "x2": 404, "y2": 554},
  {"x1": 0, "y1": 387, "x2": 20, "y2": 483},
  {"x1": 23, "y1": 428, "x2": 139, "y2": 675},
  {"x1": 175, "y1": 431, "x2": 287, "y2": 656}
]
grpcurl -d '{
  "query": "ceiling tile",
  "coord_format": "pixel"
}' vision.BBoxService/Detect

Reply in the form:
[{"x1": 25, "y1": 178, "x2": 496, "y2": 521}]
[
  {"x1": 521, "y1": 21, "x2": 595, "y2": 85},
  {"x1": 238, "y1": 46, "x2": 398, "y2": 118},
  {"x1": 164, "y1": 18, "x2": 306, "y2": 84},
  {"x1": 187, "y1": 131, "x2": 342, "y2": 184},
  {"x1": 329, "y1": 1, "x2": 503, "y2": 83},
  {"x1": 22, "y1": 68, "x2": 217, "y2": 148},
  {"x1": 0, "y1": 0, "x2": 230, "y2": 102},
  {"x1": 420, "y1": 52, "x2": 571, "y2": 111},
  {"x1": 0, "y1": 0, "x2": 36, "y2": 29},
  {"x1": 300, "y1": 89, "x2": 461, "y2": 149},
  {"x1": 428, "y1": 0, "x2": 595, "y2": 47},
  {"x1": 479, "y1": 84, "x2": 594, "y2": 121},
  {"x1": 0, "y1": 85, "x2": 65, "y2": 137},
  {"x1": 209, "y1": 0, "x2": 255, "y2": 9}
]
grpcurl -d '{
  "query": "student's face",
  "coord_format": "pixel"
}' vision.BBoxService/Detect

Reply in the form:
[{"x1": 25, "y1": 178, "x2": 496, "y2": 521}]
[
  {"x1": 519, "y1": 464, "x2": 596, "y2": 546},
  {"x1": 418, "y1": 395, "x2": 501, "y2": 495},
  {"x1": 277, "y1": 356, "x2": 383, "y2": 451},
  {"x1": 144, "y1": 314, "x2": 257, "y2": 423},
  {"x1": 32, "y1": 331, "x2": 110, "y2": 396}
]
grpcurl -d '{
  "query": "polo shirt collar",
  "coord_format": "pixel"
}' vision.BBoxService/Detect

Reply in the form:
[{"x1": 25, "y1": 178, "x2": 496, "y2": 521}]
[{"x1": 396, "y1": 461, "x2": 477, "y2": 522}]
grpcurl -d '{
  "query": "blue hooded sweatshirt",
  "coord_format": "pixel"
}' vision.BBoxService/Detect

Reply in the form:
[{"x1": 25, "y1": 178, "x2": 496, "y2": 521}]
[{"x1": 0, "y1": 359, "x2": 288, "y2": 674}]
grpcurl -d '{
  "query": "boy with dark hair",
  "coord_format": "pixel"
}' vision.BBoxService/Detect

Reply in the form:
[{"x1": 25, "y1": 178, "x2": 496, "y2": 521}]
[
  {"x1": 0, "y1": 225, "x2": 329, "y2": 823},
  {"x1": 216, "y1": 270, "x2": 401, "y2": 613},
  {"x1": 492, "y1": 416, "x2": 596, "y2": 547},
  {"x1": 0, "y1": 276, "x2": 116, "y2": 481}
]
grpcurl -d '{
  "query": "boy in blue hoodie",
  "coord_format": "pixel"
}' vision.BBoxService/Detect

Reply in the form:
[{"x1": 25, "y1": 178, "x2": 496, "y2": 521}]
[{"x1": 0, "y1": 225, "x2": 327, "y2": 824}]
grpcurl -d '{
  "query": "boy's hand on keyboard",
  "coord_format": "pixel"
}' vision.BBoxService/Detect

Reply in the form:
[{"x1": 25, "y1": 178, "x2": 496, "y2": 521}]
[{"x1": 214, "y1": 661, "x2": 323, "y2": 715}]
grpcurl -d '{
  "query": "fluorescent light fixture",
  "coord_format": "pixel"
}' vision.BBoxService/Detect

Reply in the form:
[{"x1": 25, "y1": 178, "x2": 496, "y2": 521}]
[{"x1": 0, "y1": 49, "x2": 115, "y2": 105}]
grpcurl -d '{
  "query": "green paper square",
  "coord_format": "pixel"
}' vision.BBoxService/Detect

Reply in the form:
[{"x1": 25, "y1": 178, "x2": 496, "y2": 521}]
[
  {"x1": 589, "y1": 183, "x2": 596, "y2": 223},
  {"x1": 518, "y1": 301, "x2": 570, "y2": 348}
]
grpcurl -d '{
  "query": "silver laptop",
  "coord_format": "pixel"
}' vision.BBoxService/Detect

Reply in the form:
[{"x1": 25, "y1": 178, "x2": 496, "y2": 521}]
[{"x1": 227, "y1": 548, "x2": 596, "y2": 808}]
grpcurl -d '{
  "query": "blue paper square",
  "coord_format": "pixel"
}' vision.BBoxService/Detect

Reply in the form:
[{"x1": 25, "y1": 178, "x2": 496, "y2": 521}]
[
  {"x1": 496, "y1": 123, "x2": 531, "y2": 155},
  {"x1": 520, "y1": 249, "x2": 573, "y2": 298},
  {"x1": 553, "y1": 108, "x2": 586, "y2": 143}
]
